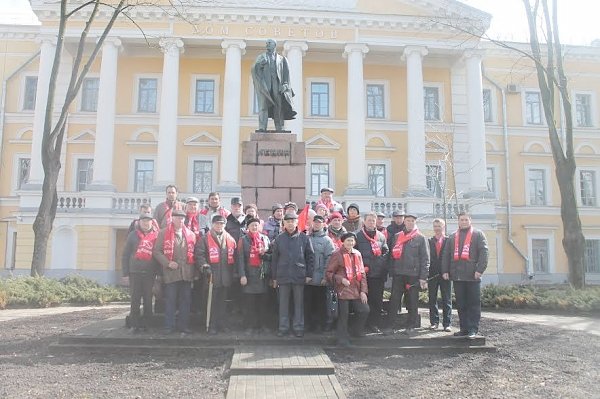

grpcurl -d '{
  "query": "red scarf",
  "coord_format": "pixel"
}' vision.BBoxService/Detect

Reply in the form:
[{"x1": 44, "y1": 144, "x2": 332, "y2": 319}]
[
  {"x1": 391, "y1": 228, "x2": 420, "y2": 260},
  {"x1": 435, "y1": 235, "x2": 445, "y2": 257},
  {"x1": 134, "y1": 228, "x2": 158, "y2": 261},
  {"x1": 207, "y1": 231, "x2": 236, "y2": 265},
  {"x1": 362, "y1": 227, "x2": 382, "y2": 256},
  {"x1": 328, "y1": 231, "x2": 343, "y2": 249},
  {"x1": 377, "y1": 226, "x2": 389, "y2": 240},
  {"x1": 342, "y1": 250, "x2": 365, "y2": 282},
  {"x1": 247, "y1": 231, "x2": 265, "y2": 267},
  {"x1": 454, "y1": 227, "x2": 473, "y2": 261},
  {"x1": 163, "y1": 200, "x2": 177, "y2": 226},
  {"x1": 186, "y1": 211, "x2": 200, "y2": 236},
  {"x1": 163, "y1": 223, "x2": 195, "y2": 264}
]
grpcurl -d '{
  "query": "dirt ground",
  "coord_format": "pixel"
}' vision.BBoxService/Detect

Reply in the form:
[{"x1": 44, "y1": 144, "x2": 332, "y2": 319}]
[{"x1": 0, "y1": 308, "x2": 598, "y2": 398}]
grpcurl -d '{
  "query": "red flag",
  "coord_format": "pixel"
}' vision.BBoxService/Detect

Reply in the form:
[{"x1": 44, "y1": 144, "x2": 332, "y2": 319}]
[{"x1": 297, "y1": 204, "x2": 310, "y2": 233}]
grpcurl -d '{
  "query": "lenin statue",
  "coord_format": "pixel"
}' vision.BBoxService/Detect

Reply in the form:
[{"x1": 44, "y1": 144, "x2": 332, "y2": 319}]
[{"x1": 252, "y1": 39, "x2": 297, "y2": 132}]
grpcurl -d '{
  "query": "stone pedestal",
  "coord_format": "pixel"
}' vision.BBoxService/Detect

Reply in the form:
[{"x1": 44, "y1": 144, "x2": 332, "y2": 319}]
[{"x1": 242, "y1": 133, "x2": 305, "y2": 219}]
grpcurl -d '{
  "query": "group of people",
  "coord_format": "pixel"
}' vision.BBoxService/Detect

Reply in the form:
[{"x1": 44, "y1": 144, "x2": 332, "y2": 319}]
[{"x1": 121, "y1": 185, "x2": 489, "y2": 346}]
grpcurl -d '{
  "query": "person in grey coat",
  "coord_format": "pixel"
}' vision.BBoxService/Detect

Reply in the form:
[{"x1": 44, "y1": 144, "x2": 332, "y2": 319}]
[
  {"x1": 271, "y1": 213, "x2": 315, "y2": 338},
  {"x1": 387, "y1": 214, "x2": 430, "y2": 334},
  {"x1": 237, "y1": 218, "x2": 271, "y2": 333},
  {"x1": 441, "y1": 211, "x2": 489, "y2": 339},
  {"x1": 305, "y1": 215, "x2": 335, "y2": 333}
]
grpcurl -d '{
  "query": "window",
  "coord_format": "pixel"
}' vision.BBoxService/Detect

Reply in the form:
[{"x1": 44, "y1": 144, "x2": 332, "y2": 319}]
[
  {"x1": 310, "y1": 163, "x2": 329, "y2": 195},
  {"x1": 580, "y1": 170, "x2": 597, "y2": 206},
  {"x1": 585, "y1": 240, "x2": 600, "y2": 273},
  {"x1": 311, "y1": 82, "x2": 329, "y2": 116},
  {"x1": 17, "y1": 158, "x2": 30, "y2": 189},
  {"x1": 195, "y1": 79, "x2": 215, "y2": 113},
  {"x1": 424, "y1": 86, "x2": 440, "y2": 121},
  {"x1": 367, "y1": 164, "x2": 386, "y2": 197},
  {"x1": 575, "y1": 93, "x2": 592, "y2": 127},
  {"x1": 528, "y1": 168, "x2": 546, "y2": 205},
  {"x1": 193, "y1": 160, "x2": 213, "y2": 194},
  {"x1": 426, "y1": 164, "x2": 443, "y2": 198},
  {"x1": 366, "y1": 84, "x2": 385, "y2": 119},
  {"x1": 134, "y1": 160, "x2": 154, "y2": 192},
  {"x1": 23, "y1": 76, "x2": 37, "y2": 111},
  {"x1": 81, "y1": 77, "x2": 99, "y2": 112},
  {"x1": 483, "y1": 88, "x2": 493, "y2": 122},
  {"x1": 525, "y1": 91, "x2": 543, "y2": 124},
  {"x1": 76, "y1": 159, "x2": 94, "y2": 191},
  {"x1": 486, "y1": 167, "x2": 497, "y2": 196},
  {"x1": 137, "y1": 78, "x2": 158, "y2": 113},
  {"x1": 532, "y1": 238, "x2": 549, "y2": 273}
]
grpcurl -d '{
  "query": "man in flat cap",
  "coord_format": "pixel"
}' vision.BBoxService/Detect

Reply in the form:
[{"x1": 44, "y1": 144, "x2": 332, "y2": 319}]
[
  {"x1": 226, "y1": 197, "x2": 247, "y2": 243},
  {"x1": 184, "y1": 197, "x2": 202, "y2": 239},
  {"x1": 271, "y1": 212, "x2": 315, "y2": 337},
  {"x1": 316, "y1": 187, "x2": 342, "y2": 213},
  {"x1": 386, "y1": 210, "x2": 406, "y2": 249}
]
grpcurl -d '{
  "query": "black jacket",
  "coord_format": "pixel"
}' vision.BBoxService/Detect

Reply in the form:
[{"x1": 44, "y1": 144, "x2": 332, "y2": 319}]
[
  {"x1": 271, "y1": 229, "x2": 315, "y2": 285},
  {"x1": 441, "y1": 228, "x2": 489, "y2": 281},
  {"x1": 355, "y1": 228, "x2": 389, "y2": 279},
  {"x1": 390, "y1": 232, "x2": 430, "y2": 280},
  {"x1": 386, "y1": 222, "x2": 405, "y2": 248},
  {"x1": 226, "y1": 213, "x2": 247, "y2": 243},
  {"x1": 428, "y1": 235, "x2": 448, "y2": 277}
]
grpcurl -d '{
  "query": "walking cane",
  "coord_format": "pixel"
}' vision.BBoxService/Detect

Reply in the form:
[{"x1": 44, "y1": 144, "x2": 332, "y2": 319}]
[{"x1": 206, "y1": 273, "x2": 213, "y2": 333}]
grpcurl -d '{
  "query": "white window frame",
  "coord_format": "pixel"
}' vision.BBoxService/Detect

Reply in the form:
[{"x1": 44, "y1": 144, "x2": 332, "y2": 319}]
[
  {"x1": 366, "y1": 159, "x2": 392, "y2": 198},
  {"x1": 425, "y1": 161, "x2": 446, "y2": 198},
  {"x1": 190, "y1": 74, "x2": 220, "y2": 115},
  {"x1": 70, "y1": 154, "x2": 94, "y2": 192},
  {"x1": 128, "y1": 155, "x2": 157, "y2": 192},
  {"x1": 187, "y1": 155, "x2": 218, "y2": 194},
  {"x1": 525, "y1": 164, "x2": 552, "y2": 206},
  {"x1": 12, "y1": 153, "x2": 31, "y2": 193},
  {"x1": 306, "y1": 158, "x2": 335, "y2": 196},
  {"x1": 365, "y1": 80, "x2": 390, "y2": 120},
  {"x1": 486, "y1": 164, "x2": 500, "y2": 199},
  {"x1": 584, "y1": 236, "x2": 600, "y2": 274},
  {"x1": 522, "y1": 88, "x2": 545, "y2": 126},
  {"x1": 576, "y1": 167, "x2": 599, "y2": 207},
  {"x1": 306, "y1": 77, "x2": 335, "y2": 119},
  {"x1": 133, "y1": 74, "x2": 161, "y2": 114},
  {"x1": 423, "y1": 82, "x2": 444, "y2": 122},
  {"x1": 527, "y1": 232, "x2": 555, "y2": 274},
  {"x1": 572, "y1": 90, "x2": 596, "y2": 128},
  {"x1": 77, "y1": 74, "x2": 100, "y2": 113},
  {"x1": 482, "y1": 86, "x2": 497, "y2": 124},
  {"x1": 20, "y1": 74, "x2": 38, "y2": 112}
]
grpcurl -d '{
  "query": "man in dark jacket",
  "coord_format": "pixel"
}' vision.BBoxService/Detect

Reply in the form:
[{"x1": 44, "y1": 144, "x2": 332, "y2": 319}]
[
  {"x1": 355, "y1": 212, "x2": 389, "y2": 334},
  {"x1": 122, "y1": 212, "x2": 159, "y2": 332},
  {"x1": 388, "y1": 214, "x2": 429, "y2": 334},
  {"x1": 263, "y1": 203, "x2": 284, "y2": 242},
  {"x1": 195, "y1": 214, "x2": 237, "y2": 334},
  {"x1": 441, "y1": 212, "x2": 488, "y2": 339},
  {"x1": 386, "y1": 210, "x2": 405, "y2": 248},
  {"x1": 226, "y1": 197, "x2": 246, "y2": 242},
  {"x1": 428, "y1": 218, "x2": 452, "y2": 331},
  {"x1": 271, "y1": 213, "x2": 315, "y2": 337}
]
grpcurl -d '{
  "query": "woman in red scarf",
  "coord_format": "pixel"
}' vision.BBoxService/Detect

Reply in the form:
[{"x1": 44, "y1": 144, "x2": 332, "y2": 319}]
[
  {"x1": 237, "y1": 218, "x2": 271, "y2": 334},
  {"x1": 326, "y1": 232, "x2": 370, "y2": 347}
]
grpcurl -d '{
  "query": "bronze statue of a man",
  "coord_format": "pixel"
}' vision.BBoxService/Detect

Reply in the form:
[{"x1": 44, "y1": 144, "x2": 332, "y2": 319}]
[{"x1": 252, "y1": 39, "x2": 296, "y2": 132}]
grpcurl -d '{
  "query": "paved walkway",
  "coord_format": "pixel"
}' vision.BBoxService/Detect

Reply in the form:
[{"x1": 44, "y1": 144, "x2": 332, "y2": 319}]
[
  {"x1": 483, "y1": 311, "x2": 600, "y2": 337},
  {"x1": 0, "y1": 304, "x2": 128, "y2": 322}
]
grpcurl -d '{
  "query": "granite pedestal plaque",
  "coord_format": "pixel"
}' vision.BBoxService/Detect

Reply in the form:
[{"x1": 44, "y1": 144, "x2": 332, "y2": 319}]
[{"x1": 242, "y1": 133, "x2": 306, "y2": 219}]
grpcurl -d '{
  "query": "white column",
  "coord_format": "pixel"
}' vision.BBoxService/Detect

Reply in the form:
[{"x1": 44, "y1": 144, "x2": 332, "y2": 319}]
[
  {"x1": 464, "y1": 50, "x2": 489, "y2": 195},
  {"x1": 403, "y1": 46, "x2": 429, "y2": 195},
  {"x1": 90, "y1": 38, "x2": 121, "y2": 190},
  {"x1": 283, "y1": 41, "x2": 308, "y2": 141},
  {"x1": 28, "y1": 37, "x2": 57, "y2": 187},
  {"x1": 218, "y1": 39, "x2": 246, "y2": 192},
  {"x1": 155, "y1": 38, "x2": 183, "y2": 187},
  {"x1": 344, "y1": 43, "x2": 370, "y2": 195}
]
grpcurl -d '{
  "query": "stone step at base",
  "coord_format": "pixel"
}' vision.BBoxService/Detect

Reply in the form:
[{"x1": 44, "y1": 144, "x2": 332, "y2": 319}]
[
  {"x1": 230, "y1": 346, "x2": 334, "y2": 375},
  {"x1": 227, "y1": 374, "x2": 346, "y2": 399}
]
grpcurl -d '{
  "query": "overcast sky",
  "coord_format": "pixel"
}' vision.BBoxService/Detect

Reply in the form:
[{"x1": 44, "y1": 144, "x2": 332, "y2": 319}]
[{"x1": 0, "y1": 0, "x2": 598, "y2": 45}]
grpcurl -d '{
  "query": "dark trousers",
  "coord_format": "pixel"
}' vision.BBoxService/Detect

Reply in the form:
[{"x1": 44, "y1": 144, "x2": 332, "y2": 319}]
[
  {"x1": 209, "y1": 286, "x2": 229, "y2": 331},
  {"x1": 428, "y1": 277, "x2": 452, "y2": 327},
  {"x1": 243, "y1": 293, "x2": 268, "y2": 330},
  {"x1": 325, "y1": 286, "x2": 337, "y2": 327},
  {"x1": 129, "y1": 273, "x2": 155, "y2": 328},
  {"x1": 304, "y1": 285, "x2": 327, "y2": 331},
  {"x1": 337, "y1": 299, "x2": 369, "y2": 342},
  {"x1": 454, "y1": 280, "x2": 481, "y2": 334},
  {"x1": 164, "y1": 280, "x2": 192, "y2": 331},
  {"x1": 366, "y1": 277, "x2": 385, "y2": 328},
  {"x1": 278, "y1": 283, "x2": 304, "y2": 333},
  {"x1": 388, "y1": 275, "x2": 419, "y2": 328}
]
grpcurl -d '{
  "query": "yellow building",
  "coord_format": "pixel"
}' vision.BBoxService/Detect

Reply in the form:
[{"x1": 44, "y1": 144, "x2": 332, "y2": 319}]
[{"x1": 0, "y1": 0, "x2": 599, "y2": 284}]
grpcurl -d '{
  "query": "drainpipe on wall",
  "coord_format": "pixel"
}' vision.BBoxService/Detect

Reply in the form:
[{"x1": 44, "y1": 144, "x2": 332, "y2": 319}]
[
  {"x1": 483, "y1": 69, "x2": 532, "y2": 282},
  {"x1": 0, "y1": 50, "x2": 41, "y2": 173}
]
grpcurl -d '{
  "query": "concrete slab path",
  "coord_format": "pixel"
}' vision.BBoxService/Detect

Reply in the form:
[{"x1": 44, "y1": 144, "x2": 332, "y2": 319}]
[
  {"x1": 0, "y1": 304, "x2": 128, "y2": 322},
  {"x1": 483, "y1": 311, "x2": 600, "y2": 336}
]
